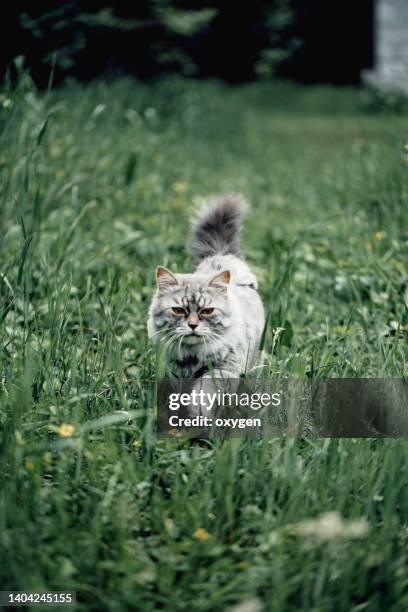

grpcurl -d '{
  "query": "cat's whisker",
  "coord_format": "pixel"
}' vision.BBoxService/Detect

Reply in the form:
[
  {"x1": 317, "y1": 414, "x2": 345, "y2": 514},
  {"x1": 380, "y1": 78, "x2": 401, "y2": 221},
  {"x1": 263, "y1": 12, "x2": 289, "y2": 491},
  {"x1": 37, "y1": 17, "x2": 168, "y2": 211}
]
[
  {"x1": 202, "y1": 335, "x2": 210, "y2": 355},
  {"x1": 150, "y1": 329, "x2": 174, "y2": 345},
  {"x1": 163, "y1": 332, "x2": 178, "y2": 351},
  {"x1": 208, "y1": 331, "x2": 234, "y2": 350},
  {"x1": 177, "y1": 335, "x2": 184, "y2": 358}
]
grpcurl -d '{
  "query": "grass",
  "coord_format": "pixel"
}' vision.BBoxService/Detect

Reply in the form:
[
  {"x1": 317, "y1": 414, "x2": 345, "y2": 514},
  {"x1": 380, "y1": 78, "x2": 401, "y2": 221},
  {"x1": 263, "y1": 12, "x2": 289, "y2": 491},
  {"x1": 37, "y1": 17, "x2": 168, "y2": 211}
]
[{"x1": 1, "y1": 70, "x2": 408, "y2": 610}]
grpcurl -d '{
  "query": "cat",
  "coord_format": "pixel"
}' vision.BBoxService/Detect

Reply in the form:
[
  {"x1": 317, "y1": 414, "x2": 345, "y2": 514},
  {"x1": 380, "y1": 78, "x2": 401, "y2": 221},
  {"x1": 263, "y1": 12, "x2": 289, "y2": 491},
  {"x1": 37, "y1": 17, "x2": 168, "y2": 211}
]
[{"x1": 148, "y1": 194, "x2": 265, "y2": 385}]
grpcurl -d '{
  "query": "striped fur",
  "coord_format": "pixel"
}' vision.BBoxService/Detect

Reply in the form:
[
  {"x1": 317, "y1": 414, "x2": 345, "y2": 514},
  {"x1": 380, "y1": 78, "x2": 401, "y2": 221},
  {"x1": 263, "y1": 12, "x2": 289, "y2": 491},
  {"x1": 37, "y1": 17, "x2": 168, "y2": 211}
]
[{"x1": 191, "y1": 194, "x2": 248, "y2": 261}]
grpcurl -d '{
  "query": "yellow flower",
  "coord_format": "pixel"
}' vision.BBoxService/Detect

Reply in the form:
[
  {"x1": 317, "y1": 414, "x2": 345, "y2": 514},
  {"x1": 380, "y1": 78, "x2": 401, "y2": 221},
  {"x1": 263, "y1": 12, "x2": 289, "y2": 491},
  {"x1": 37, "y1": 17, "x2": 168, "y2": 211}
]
[
  {"x1": 25, "y1": 460, "x2": 34, "y2": 471},
  {"x1": 58, "y1": 423, "x2": 75, "y2": 438},
  {"x1": 238, "y1": 560, "x2": 251, "y2": 570},
  {"x1": 168, "y1": 428, "x2": 182, "y2": 438},
  {"x1": 194, "y1": 527, "x2": 210, "y2": 541},
  {"x1": 173, "y1": 181, "x2": 188, "y2": 194},
  {"x1": 374, "y1": 231, "x2": 384, "y2": 241}
]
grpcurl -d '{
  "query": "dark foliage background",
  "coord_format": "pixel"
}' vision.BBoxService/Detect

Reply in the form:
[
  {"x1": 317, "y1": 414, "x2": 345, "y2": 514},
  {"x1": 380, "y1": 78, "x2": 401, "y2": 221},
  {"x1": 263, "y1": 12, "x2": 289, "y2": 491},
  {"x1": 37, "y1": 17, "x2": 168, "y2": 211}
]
[{"x1": 2, "y1": 0, "x2": 374, "y2": 87}]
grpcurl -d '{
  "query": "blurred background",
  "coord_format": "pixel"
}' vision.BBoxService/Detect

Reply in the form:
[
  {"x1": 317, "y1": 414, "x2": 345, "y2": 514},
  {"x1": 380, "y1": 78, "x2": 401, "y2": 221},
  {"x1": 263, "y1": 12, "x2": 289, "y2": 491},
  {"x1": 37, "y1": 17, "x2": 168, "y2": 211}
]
[{"x1": 3, "y1": 0, "x2": 376, "y2": 88}]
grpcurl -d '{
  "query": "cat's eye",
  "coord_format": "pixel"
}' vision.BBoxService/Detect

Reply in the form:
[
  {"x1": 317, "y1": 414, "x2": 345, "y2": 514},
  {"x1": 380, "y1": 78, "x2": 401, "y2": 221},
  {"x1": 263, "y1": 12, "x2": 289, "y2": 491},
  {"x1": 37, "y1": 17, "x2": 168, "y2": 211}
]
[
  {"x1": 200, "y1": 308, "x2": 214, "y2": 316},
  {"x1": 171, "y1": 307, "x2": 186, "y2": 315}
]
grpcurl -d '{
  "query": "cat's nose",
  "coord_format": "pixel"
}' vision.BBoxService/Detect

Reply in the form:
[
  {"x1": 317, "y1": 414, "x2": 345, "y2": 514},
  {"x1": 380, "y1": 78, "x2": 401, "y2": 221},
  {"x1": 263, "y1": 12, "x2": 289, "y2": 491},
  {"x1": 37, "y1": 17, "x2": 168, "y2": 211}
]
[{"x1": 187, "y1": 314, "x2": 199, "y2": 330}]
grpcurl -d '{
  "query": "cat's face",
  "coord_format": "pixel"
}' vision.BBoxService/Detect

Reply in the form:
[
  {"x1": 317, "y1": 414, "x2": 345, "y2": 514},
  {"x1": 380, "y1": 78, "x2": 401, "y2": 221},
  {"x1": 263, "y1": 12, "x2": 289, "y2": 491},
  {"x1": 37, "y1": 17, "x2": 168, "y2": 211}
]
[{"x1": 149, "y1": 267, "x2": 232, "y2": 348}]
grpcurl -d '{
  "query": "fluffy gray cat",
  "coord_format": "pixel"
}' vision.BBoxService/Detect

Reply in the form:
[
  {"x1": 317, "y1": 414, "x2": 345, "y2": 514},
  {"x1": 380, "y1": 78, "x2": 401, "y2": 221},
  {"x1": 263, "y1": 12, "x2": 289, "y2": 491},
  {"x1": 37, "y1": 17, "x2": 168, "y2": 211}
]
[{"x1": 148, "y1": 194, "x2": 265, "y2": 380}]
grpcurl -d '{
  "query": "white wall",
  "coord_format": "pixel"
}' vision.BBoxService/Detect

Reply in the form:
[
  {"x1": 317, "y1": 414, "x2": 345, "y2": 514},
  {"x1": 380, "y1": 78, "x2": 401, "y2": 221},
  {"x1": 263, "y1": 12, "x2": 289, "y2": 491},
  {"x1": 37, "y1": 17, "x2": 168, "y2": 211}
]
[{"x1": 363, "y1": 0, "x2": 408, "y2": 91}]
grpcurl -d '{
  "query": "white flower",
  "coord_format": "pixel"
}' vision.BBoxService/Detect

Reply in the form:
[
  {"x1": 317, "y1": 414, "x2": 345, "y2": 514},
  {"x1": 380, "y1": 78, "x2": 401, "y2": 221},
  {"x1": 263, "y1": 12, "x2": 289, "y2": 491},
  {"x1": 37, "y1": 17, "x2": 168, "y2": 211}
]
[{"x1": 294, "y1": 512, "x2": 370, "y2": 542}]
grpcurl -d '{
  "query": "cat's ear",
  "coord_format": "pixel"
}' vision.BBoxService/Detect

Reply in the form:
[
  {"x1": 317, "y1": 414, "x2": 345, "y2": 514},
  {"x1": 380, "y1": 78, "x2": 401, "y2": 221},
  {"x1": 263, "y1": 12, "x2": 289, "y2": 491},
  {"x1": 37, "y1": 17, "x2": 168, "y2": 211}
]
[
  {"x1": 156, "y1": 267, "x2": 179, "y2": 291},
  {"x1": 209, "y1": 270, "x2": 230, "y2": 291}
]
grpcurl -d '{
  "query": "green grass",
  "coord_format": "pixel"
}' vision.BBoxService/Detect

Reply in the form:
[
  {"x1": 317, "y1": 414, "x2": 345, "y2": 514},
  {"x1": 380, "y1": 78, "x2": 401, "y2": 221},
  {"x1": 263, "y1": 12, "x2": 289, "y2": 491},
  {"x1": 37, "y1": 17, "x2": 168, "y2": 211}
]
[{"x1": 1, "y1": 71, "x2": 408, "y2": 610}]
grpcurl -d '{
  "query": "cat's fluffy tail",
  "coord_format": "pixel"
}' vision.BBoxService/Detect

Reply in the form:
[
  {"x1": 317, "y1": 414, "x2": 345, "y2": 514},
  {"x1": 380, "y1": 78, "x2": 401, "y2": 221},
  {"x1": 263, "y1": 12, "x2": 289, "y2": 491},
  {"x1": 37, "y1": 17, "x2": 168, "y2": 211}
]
[{"x1": 191, "y1": 193, "x2": 249, "y2": 261}]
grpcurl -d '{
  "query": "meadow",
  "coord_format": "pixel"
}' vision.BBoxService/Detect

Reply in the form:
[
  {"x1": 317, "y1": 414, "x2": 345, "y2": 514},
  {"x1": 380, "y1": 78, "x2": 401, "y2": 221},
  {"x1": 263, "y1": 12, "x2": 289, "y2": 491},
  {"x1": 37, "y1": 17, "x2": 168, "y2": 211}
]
[{"x1": 1, "y1": 69, "x2": 408, "y2": 610}]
